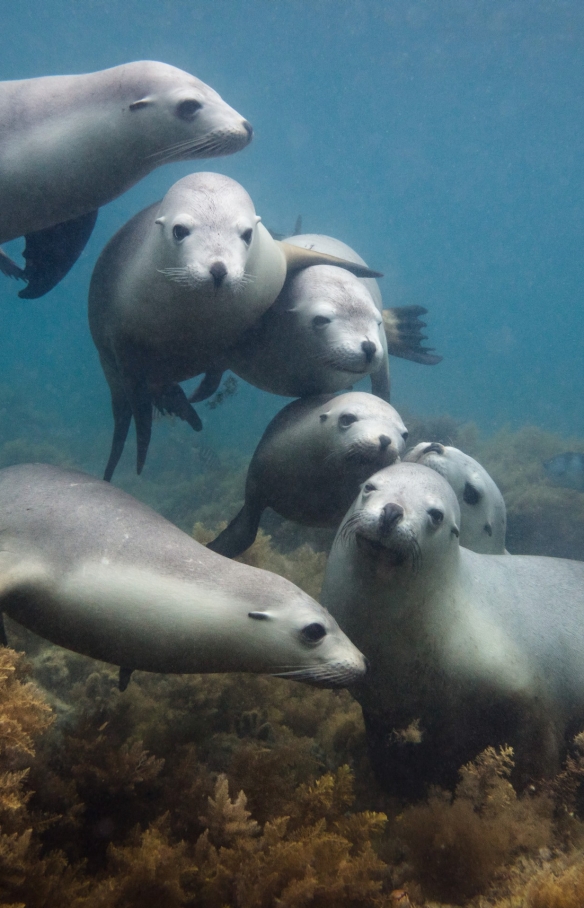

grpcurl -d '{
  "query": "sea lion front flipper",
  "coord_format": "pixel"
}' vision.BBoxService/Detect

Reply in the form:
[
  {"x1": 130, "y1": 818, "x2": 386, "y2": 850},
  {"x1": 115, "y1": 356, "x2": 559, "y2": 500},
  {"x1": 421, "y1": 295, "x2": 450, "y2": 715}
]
[
  {"x1": 118, "y1": 667, "x2": 133, "y2": 692},
  {"x1": 279, "y1": 242, "x2": 383, "y2": 279},
  {"x1": 0, "y1": 248, "x2": 25, "y2": 281},
  {"x1": 18, "y1": 209, "x2": 99, "y2": 299},
  {"x1": 383, "y1": 306, "x2": 443, "y2": 365},
  {"x1": 207, "y1": 502, "x2": 264, "y2": 559},
  {"x1": 188, "y1": 370, "x2": 224, "y2": 403},
  {"x1": 370, "y1": 355, "x2": 391, "y2": 403},
  {"x1": 154, "y1": 384, "x2": 203, "y2": 432}
]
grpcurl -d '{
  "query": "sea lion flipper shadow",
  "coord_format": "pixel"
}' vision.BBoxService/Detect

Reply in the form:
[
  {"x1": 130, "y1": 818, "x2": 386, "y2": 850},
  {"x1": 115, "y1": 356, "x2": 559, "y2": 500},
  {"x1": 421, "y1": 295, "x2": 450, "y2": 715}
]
[
  {"x1": 207, "y1": 502, "x2": 264, "y2": 558},
  {"x1": 18, "y1": 210, "x2": 99, "y2": 299},
  {"x1": 189, "y1": 370, "x2": 224, "y2": 403}
]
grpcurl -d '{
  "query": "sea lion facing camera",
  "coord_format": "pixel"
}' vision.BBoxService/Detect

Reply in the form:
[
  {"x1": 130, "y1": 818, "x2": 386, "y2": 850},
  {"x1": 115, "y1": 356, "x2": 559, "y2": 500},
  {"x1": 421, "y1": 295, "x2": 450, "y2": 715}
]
[
  {"x1": 89, "y1": 173, "x2": 382, "y2": 481},
  {"x1": 0, "y1": 61, "x2": 253, "y2": 298},
  {"x1": 321, "y1": 462, "x2": 584, "y2": 797},
  {"x1": 209, "y1": 392, "x2": 409, "y2": 559},
  {"x1": 404, "y1": 442, "x2": 507, "y2": 553},
  {"x1": 0, "y1": 464, "x2": 366, "y2": 690}
]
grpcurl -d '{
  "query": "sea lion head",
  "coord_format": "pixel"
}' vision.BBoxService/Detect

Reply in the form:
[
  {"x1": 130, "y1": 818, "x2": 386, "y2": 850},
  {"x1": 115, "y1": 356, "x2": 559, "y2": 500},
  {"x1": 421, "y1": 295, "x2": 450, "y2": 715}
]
[
  {"x1": 337, "y1": 462, "x2": 461, "y2": 573},
  {"x1": 244, "y1": 584, "x2": 367, "y2": 687},
  {"x1": 404, "y1": 443, "x2": 506, "y2": 554},
  {"x1": 153, "y1": 172, "x2": 267, "y2": 296},
  {"x1": 124, "y1": 61, "x2": 253, "y2": 163},
  {"x1": 315, "y1": 391, "x2": 408, "y2": 474},
  {"x1": 283, "y1": 265, "x2": 385, "y2": 383}
]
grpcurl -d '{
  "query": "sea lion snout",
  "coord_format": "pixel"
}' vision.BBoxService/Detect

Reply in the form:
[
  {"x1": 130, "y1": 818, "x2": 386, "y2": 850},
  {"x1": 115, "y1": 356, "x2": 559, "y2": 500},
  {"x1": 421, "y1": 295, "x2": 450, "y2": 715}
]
[
  {"x1": 361, "y1": 339, "x2": 377, "y2": 362},
  {"x1": 209, "y1": 260, "x2": 228, "y2": 287},
  {"x1": 380, "y1": 502, "x2": 404, "y2": 535}
]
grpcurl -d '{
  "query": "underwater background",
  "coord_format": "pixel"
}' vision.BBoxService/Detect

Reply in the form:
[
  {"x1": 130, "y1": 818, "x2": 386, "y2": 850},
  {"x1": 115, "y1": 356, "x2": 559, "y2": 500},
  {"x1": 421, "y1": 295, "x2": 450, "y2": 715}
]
[{"x1": 2, "y1": 1, "x2": 584, "y2": 905}]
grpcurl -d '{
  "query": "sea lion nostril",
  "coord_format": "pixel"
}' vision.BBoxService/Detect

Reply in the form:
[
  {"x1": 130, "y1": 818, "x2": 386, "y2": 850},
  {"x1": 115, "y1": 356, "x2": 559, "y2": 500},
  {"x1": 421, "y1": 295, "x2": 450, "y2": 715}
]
[
  {"x1": 210, "y1": 261, "x2": 228, "y2": 287},
  {"x1": 380, "y1": 502, "x2": 404, "y2": 533},
  {"x1": 379, "y1": 434, "x2": 391, "y2": 450},
  {"x1": 361, "y1": 339, "x2": 376, "y2": 362}
]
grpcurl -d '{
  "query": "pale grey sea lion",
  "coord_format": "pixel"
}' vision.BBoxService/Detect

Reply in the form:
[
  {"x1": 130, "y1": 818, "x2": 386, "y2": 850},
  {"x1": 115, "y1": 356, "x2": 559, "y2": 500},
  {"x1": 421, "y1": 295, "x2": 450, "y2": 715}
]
[
  {"x1": 209, "y1": 392, "x2": 409, "y2": 558},
  {"x1": 0, "y1": 61, "x2": 253, "y2": 298},
  {"x1": 0, "y1": 464, "x2": 366, "y2": 690},
  {"x1": 321, "y1": 462, "x2": 584, "y2": 796},
  {"x1": 404, "y1": 442, "x2": 507, "y2": 553},
  {"x1": 89, "y1": 174, "x2": 382, "y2": 481}
]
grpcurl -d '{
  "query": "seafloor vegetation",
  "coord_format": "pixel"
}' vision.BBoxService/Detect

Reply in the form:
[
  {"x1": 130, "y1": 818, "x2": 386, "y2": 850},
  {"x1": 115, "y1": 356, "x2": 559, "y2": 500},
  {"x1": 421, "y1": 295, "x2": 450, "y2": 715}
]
[{"x1": 2, "y1": 385, "x2": 584, "y2": 905}]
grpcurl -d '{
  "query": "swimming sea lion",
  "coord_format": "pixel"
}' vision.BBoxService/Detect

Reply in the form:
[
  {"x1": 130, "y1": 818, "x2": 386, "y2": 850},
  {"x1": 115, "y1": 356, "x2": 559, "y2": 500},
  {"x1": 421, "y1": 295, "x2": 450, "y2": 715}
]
[
  {"x1": 191, "y1": 234, "x2": 391, "y2": 405},
  {"x1": 404, "y1": 442, "x2": 507, "y2": 553},
  {"x1": 89, "y1": 173, "x2": 382, "y2": 481},
  {"x1": 0, "y1": 61, "x2": 253, "y2": 298},
  {"x1": 0, "y1": 463, "x2": 366, "y2": 690},
  {"x1": 321, "y1": 462, "x2": 584, "y2": 796},
  {"x1": 209, "y1": 392, "x2": 409, "y2": 558}
]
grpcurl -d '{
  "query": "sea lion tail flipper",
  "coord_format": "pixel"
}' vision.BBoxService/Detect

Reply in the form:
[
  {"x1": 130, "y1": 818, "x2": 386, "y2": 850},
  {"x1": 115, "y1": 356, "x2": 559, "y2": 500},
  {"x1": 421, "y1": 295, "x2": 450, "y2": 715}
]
[
  {"x1": 279, "y1": 242, "x2": 383, "y2": 279},
  {"x1": 103, "y1": 388, "x2": 133, "y2": 482},
  {"x1": 383, "y1": 306, "x2": 443, "y2": 365},
  {"x1": 207, "y1": 503, "x2": 263, "y2": 558},
  {"x1": 154, "y1": 384, "x2": 203, "y2": 432},
  {"x1": 0, "y1": 248, "x2": 25, "y2": 281},
  {"x1": 189, "y1": 370, "x2": 224, "y2": 403},
  {"x1": 18, "y1": 209, "x2": 99, "y2": 299}
]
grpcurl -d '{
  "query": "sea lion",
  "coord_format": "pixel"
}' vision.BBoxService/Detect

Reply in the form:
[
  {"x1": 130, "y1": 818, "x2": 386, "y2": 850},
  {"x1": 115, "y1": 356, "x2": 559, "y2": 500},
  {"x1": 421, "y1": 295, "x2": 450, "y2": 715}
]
[
  {"x1": 404, "y1": 442, "x2": 507, "y2": 554},
  {"x1": 382, "y1": 307, "x2": 442, "y2": 365},
  {"x1": 209, "y1": 392, "x2": 409, "y2": 558},
  {"x1": 0, "y1": 463, "x2": 366, "y2": 690},
  {"x1": 191, "y1": 234, "x2": 391, "y2": 405},
  {"x1": 0, "y1": 60, "x2": 253, "y2": 298},
  {"x1": 89, "y1": 173, "x2": 382, "y2": 481},
  {"x1": 320, "y1": 462, "x2": 584, "y2": 797}
]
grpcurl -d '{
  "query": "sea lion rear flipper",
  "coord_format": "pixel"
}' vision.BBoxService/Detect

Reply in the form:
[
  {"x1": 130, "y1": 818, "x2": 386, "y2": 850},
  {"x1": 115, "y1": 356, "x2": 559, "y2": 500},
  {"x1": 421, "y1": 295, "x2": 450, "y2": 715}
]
[
  {"x1": 127, "y1": 381, "x2": 154, "y2": 476},
  {"x1": 279, "y1": 242, "x2": 383, "y2": 279},
  {"x1": 118, "y1": 667, "x2": 133, "y2": 692},
  {"x1": 154, "y1": 384, "x2": 202, "y2": 432},
  {"x1": 0, "y1": 615, "x2": 7, "y2": 647},
  {"x1": 103, "y1": 384, "x2": 133, "y2": 483},
  {"x1": 0, "y1": 248, "x2": 25, "y2": 281},
  {"x1": 383, "y1": 306, "x2": 443, "y2": 365},
  {"x1": 189, "y1": 370, "x2": 223, "y2": 403},
  {"x1": 18, "y1": 209, "x2": 99, "y2": 299},
  {"x1": 207, "y1": 502, "x2": 264, "y2": 558}
]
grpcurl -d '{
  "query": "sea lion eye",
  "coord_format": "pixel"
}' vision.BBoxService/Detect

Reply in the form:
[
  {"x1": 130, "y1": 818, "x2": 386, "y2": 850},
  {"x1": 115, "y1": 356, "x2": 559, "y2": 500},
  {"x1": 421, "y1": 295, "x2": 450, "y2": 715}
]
[
  {"x1": 363, "y1": 482, "x2": 377, "y2": 493},
  {"x1": 484, "y1": 523, "x2": 493, "y2": 536},
  {"x1": 241, "y1": 228, "x2": 253, "y2": 246},
  {"x1": 312, "y1": 315, "x2": 331, "y2": 328},
  {"x1": 339, "y1": 413, "x2": 358, "y2": 428},
  {"x1": 428, "y1": 508, "x2": 444, "y2": 525},
  {"x1": 463, "y1": 482, "x2": 481, "y2": 506},
  {"x1": 402, "y1": 431, "x2": 409, "y2": 441},
  {"x1": 301, "y1": 622, "x2": 326, "y2": 644},
  {"x1": 176, "y1": 99, "x2": 203, "y2": 119},
  {"x1": 173, "y1": 224, "x2": 190, "y2": 241}
]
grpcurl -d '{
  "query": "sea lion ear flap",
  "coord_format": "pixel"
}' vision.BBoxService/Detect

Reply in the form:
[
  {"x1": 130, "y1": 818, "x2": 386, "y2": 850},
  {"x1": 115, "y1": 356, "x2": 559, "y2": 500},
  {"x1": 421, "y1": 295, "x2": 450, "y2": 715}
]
[
  {"x1": 278, "y1": 241, "x2": 384, "y2": 279},
  {"x1": 129, "y1": 98, "x2": 153, "y2": 111},
  {"x1": 155, "y1": 217, "x2": 166, "y2": 227},
  {"x1": 451, "y1": 524, "x2": 460, "y2": 538},
  {"x1": 319, "y1": 412, "x2": 331, "y2": 422}
]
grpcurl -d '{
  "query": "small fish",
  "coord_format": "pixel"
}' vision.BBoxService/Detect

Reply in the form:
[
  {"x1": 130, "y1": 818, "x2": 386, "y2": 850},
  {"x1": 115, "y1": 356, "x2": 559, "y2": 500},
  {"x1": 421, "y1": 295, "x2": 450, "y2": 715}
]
[{"x1": 543, "y1": 452, "x2": 584, "y2": 491}]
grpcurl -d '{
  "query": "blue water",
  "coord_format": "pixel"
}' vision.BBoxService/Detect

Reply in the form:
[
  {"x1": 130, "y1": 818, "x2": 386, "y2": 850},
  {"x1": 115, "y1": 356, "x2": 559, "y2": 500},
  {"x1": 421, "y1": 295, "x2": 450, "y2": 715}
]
[{"x1": 2, "y1": 0, "x2": 584, "y2": 480}]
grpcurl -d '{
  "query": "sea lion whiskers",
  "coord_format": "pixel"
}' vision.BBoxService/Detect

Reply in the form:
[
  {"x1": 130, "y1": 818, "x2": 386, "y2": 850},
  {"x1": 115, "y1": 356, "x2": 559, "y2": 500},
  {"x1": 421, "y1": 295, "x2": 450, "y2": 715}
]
[
  {"x1": 337, "y1": 510, "x2": 366, "y2": 546},
  {"x1": 146, "y1": 133, "x2": 235, "y2": 163}
]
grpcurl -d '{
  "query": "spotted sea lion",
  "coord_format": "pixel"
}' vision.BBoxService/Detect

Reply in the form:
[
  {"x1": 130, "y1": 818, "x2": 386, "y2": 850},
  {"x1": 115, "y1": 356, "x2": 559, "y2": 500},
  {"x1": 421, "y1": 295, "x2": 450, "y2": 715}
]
[
  {"x1": 321, "y1": 462, "x2": 584, "y2": 796},
  {"x1": 209, "y1": 392, "x2": 409, "y2": 558},
  {"x1": 0, "y1": 463, "x2": 366, "y2": 690},
  {"x1": 404, "y1": 442, "x2": 507, "y2": 553},
  {"x1": 89, "y1": 173, "x2": 382, "y2": 481},
  {"x1": 0, "y1": 61, "x2": 253, "y2": 298}
]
